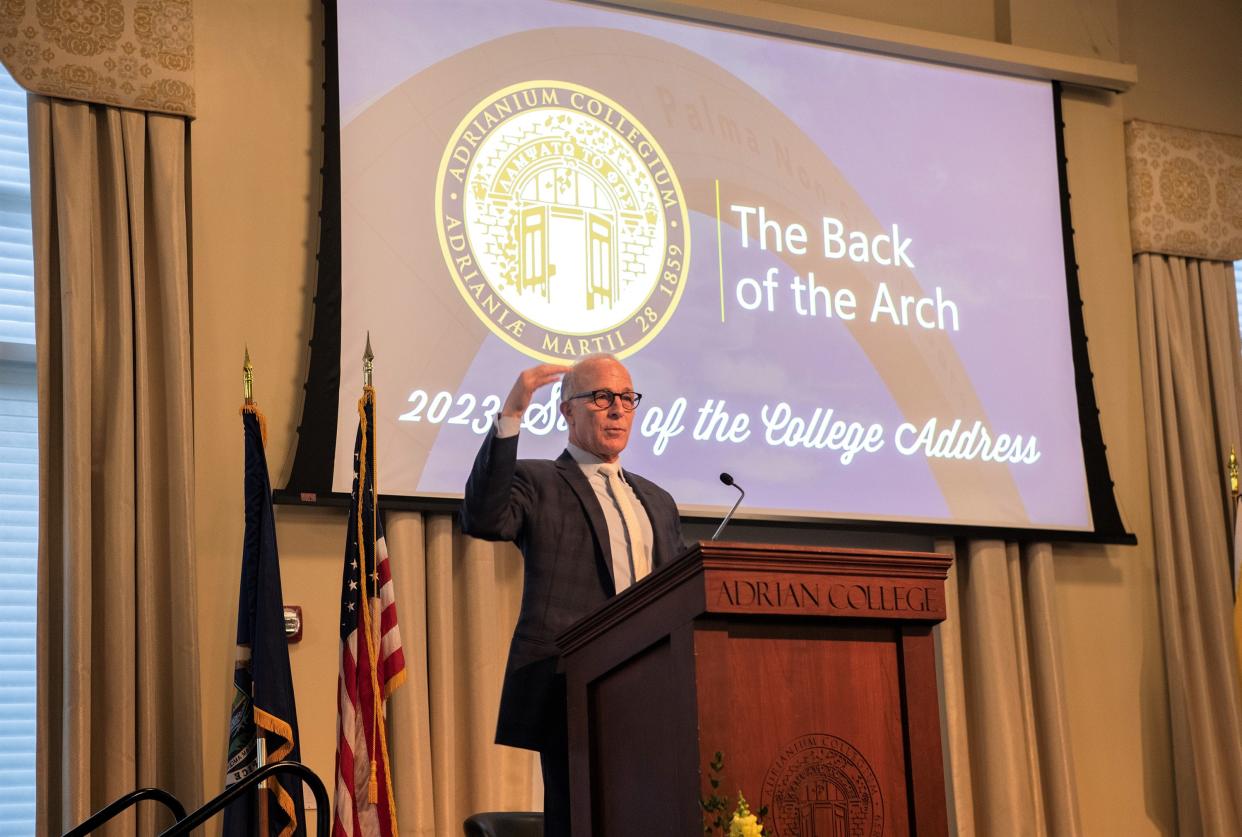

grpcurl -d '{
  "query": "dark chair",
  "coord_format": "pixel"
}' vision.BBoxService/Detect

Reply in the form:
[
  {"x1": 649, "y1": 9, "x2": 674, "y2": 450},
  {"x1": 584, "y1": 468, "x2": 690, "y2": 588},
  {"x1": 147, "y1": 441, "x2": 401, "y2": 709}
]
[{"x1": 463, "y1": 811, "x2": 544, "y2": 837}]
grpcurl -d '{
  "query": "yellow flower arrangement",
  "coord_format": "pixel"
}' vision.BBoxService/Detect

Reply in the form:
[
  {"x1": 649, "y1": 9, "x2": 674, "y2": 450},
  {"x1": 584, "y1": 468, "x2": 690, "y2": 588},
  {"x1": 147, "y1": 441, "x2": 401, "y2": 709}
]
[
  {"x1": 701, "y1": 751, "x2": 768, "y2": 837},
  {"x1": 728, "y1": 793, "x2": 763, "y2": 837}
]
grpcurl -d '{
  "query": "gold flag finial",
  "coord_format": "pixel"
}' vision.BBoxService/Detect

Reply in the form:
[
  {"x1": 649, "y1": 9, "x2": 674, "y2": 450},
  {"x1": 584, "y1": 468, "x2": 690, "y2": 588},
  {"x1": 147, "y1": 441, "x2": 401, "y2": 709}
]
[
  {"x1": 243, "y1": 346, "x2": 254, "y2": 405},
  {"x1": 363, "y1": 332, "x2": 374, "y2": 388},
  {"x1": 1230, "y1": 447, "x2": 1238, "y2": 498}
]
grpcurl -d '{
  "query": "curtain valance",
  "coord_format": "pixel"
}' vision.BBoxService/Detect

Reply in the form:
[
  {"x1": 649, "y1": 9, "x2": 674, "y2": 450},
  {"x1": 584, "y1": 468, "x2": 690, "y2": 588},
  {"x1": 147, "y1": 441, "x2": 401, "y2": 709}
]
[
  {"x1": 0, "y1": 0, "x2": 193, "y2": 116},
  {"x1": 1126, "y1": 119, "x2": 1242, "y2": 260}
]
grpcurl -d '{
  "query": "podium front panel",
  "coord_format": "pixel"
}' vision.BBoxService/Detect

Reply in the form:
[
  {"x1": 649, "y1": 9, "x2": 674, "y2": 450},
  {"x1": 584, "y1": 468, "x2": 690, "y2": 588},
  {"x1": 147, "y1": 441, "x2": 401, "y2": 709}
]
[
  {"x1": 582, "y1": 631, "x2": 700, "y2": 835},
  {"x1": 694, "y1": 618, "x2": 910, "y2": 837}
]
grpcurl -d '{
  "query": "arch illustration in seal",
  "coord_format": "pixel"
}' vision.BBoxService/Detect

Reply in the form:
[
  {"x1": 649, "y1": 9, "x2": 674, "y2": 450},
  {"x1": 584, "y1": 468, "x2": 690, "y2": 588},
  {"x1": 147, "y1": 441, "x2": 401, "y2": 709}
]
[{"x1": 760, "y1": 733, "x2": 885, "y2": 837}]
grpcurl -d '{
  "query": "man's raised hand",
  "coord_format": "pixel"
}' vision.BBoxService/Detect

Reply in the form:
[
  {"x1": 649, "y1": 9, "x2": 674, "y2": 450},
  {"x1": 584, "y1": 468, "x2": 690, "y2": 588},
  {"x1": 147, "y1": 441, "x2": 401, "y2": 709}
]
[{"x1": 500, "y1": 364, "x2": 572, "y2": 420}]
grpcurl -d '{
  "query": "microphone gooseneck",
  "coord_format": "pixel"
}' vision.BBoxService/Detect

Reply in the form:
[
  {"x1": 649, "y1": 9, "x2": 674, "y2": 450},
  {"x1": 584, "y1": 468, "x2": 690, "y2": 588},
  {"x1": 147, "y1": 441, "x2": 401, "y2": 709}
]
[{"x1": 711, "y1": 473, "x2": 745, "y2": 540}]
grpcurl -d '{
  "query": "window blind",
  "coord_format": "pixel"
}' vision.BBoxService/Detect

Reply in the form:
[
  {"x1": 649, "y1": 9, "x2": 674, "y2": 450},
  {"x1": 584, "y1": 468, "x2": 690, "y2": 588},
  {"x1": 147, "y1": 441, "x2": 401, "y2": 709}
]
[
  {"x1": 0, "y1": 64, "x2": 35, "y2": 837},
  {"x1": 1235, "y1": 261, "x2": 1242, "y2": 340},
  {"x1": 0, "y1": 70, "x2": 30, "y2": 353},
  {"x1": 0, "y1": 360, "x2": 34, "y2": 833}
]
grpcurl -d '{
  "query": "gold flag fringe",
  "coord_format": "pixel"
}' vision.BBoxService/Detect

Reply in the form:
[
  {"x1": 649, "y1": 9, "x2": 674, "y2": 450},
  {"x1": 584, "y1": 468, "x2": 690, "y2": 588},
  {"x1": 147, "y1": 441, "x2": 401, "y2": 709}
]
[
  {"x1": 241, "y1": 402, "x2": 269, "y2": 448},
  {"x1": 354, "y1": 386, "x2": 400, "y2": 832}
]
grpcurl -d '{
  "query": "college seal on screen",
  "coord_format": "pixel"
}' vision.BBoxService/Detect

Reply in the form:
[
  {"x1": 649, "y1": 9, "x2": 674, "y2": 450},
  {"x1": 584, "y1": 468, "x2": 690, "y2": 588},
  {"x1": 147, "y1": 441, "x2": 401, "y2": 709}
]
[
  {"x1": 435, "y1": 81, "x2": 690, "y2": 362},
  {"x1": 760, "y1": 733, "x2": 884, "y2": 837}
]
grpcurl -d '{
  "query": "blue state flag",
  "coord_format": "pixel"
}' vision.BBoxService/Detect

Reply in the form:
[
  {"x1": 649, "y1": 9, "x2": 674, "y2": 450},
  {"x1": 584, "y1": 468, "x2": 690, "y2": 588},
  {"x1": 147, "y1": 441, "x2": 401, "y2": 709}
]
[{"x1": 225, "y1": 405, "x2": 305, "y2": 837}]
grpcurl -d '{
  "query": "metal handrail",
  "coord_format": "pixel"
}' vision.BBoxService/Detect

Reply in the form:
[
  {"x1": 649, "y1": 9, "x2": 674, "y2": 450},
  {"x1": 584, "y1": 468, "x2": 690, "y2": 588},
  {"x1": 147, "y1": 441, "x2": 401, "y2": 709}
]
[
  {"x1": 62, "y1": 787, "x2": 187, "y2": 836},
  {"x1": 159, "y1": 760, "x2": 330, "y2": 836}
]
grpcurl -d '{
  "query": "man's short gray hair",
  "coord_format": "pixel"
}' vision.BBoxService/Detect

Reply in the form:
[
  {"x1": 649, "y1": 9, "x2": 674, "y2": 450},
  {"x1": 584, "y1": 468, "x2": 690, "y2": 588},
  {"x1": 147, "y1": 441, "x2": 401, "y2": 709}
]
[{"x1": 560, "y1": 353, "x2": 622, "y2": 402}]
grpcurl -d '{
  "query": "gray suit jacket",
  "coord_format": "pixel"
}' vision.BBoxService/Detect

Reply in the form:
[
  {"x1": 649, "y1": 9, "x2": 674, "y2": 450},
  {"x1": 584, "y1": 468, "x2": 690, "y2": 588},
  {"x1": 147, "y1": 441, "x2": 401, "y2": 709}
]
[{"x1": 460, "y1": 426, "x2": 686, "y2": 751}]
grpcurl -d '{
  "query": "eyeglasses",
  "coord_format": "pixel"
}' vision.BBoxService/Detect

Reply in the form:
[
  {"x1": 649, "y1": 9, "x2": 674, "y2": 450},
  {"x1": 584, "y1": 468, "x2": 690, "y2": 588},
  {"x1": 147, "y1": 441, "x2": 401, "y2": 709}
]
[{"x1": 566, "y1": 389, "x2": 643, "y2": 411}]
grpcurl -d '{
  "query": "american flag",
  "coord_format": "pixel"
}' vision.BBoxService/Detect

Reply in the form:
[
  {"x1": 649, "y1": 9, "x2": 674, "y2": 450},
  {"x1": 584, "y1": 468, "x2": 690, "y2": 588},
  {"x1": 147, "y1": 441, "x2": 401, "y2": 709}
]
[{"x1": 334, "y1": 387, "x2": 406, "y2": 837}]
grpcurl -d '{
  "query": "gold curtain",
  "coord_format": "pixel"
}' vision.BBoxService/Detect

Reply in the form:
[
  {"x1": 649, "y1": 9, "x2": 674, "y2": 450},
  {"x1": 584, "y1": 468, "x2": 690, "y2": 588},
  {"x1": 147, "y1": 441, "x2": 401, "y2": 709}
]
[
  {"x1": 384, "y1": 512, "x2": 541, "y2": 836},
  {"x1": 938, "y1": 539, "x2": 1082, "y2": 836},
  {"x1": 1133, "y1": 253, "x2": 1242, "y2": 835},
  {"x1": 32, "y1": 96, "x2": 201, "y2": 834}
]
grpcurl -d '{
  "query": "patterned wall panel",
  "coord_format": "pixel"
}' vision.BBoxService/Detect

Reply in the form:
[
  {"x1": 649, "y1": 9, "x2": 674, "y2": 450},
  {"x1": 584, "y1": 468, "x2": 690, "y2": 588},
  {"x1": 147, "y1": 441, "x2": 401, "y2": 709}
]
[
  {"x1": 0, "y1": 0, "x2": 193, "y2": 116},
  {"x1": 1126, "y1": 120, "x2": 1242, "y2": 260}
]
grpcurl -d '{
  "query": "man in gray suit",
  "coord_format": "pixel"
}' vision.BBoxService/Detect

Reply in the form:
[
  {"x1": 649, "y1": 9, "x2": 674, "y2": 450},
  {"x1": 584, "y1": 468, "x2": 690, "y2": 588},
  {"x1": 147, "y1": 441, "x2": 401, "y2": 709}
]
[{"x1": 461, "y1": 354, "x2": 687, "y2": 837}]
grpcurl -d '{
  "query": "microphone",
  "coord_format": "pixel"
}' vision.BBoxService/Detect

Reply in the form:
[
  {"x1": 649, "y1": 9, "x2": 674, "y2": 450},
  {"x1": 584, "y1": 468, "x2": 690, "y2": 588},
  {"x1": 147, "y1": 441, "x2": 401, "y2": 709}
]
[{"x1": 711, "y1": 472, "x2": 745, "y2": 540}]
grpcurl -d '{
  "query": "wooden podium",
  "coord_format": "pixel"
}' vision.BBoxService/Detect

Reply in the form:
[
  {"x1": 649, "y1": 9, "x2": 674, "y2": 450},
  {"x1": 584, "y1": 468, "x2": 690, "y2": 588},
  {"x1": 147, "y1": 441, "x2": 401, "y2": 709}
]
[{"x1": 557, "y1": 541, "x2": 953, "y2": 837}]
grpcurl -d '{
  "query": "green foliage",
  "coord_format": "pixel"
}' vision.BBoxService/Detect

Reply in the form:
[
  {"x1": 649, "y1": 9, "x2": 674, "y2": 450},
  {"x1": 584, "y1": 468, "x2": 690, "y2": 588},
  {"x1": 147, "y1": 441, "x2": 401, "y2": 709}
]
[
  {"x1": 700, "y1": 751, "x2": 729, "y2": 834},
  {"x1": 699, "y1": 751, "x2": 769, "y2": 835}
]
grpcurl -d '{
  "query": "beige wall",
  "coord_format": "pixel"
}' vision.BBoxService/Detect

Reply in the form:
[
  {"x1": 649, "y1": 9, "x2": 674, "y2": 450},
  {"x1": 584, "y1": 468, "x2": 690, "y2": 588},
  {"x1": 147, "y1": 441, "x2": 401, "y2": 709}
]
[
  {"x1": 190, "y1": 1, "x2": 1240, "y2": 833},
  {"x1": 1118, "y1": 0, "x2": 1242, "y2": 135},
  {"x1": 192, "y1": 0, "x2": 340, "y2": 816}
]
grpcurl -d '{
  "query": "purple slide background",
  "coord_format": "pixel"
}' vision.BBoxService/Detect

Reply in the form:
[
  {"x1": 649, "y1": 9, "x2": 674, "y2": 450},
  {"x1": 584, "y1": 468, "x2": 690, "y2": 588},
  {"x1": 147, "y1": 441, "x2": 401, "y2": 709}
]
[{"x1": 337, "y1": 0, "x2": 1090, "y2": 529}]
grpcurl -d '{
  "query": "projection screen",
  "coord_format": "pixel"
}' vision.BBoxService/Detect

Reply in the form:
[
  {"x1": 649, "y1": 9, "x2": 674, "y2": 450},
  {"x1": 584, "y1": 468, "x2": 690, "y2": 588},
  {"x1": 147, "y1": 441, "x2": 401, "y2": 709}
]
[{"x1": 306, "y1": 0, "x2": 1125, "y2": 535}]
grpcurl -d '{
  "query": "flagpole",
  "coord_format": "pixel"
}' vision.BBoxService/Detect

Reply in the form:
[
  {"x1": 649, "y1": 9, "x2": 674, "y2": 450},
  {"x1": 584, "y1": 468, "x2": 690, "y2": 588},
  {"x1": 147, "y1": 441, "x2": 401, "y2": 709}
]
[
  {"x1": 244, "y1": 346, "x2": 254, "y2": 406},
  {"x1": 1231, "y1": 449, "x2": 1242, "y2": 695},
  {"x1": 1230, "y1": 446, "x2": 1238, "y2": 563},
  {"x1": 357, "y1": 334, "x2": 383, "y2": 803},
  {"x1": 366, "y1": 336, "x2": 379, "y2": 798},
  {"x1": 335, "y1": 332, "x2": 405, "y2": 835},
  {"x1": 363, "y1": 332, "x2": 373, "y2": 388},
  {"x1": 244, "y1": 348, "x2": 271, "y2": 834},
  {"x1": 243, "y1": 347, "x2": 269, "y2": 448},
  {"x1": 365, "y1": 333, "x2": 383, "y2": 518},
  {"x1": 1231, "y1": 447, "x2": 1240, "y2": 595},
  {"x1": 257, "y1": 738, "x2": 270, "y2": 835}
]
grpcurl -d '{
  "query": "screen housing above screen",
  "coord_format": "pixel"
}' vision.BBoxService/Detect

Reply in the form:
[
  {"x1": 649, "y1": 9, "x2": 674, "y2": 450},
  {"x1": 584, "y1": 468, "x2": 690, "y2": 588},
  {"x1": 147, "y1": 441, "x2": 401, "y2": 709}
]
[{"x1": 279, "y1": 0, "x2": 1133, "y2": 545}]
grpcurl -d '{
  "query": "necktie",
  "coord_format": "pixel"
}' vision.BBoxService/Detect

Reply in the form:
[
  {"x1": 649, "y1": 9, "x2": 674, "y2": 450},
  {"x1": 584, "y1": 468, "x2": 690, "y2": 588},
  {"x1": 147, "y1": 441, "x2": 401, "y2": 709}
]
[{"x1": 601, "y1": 463, "x2": 650, "y2": 583}]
